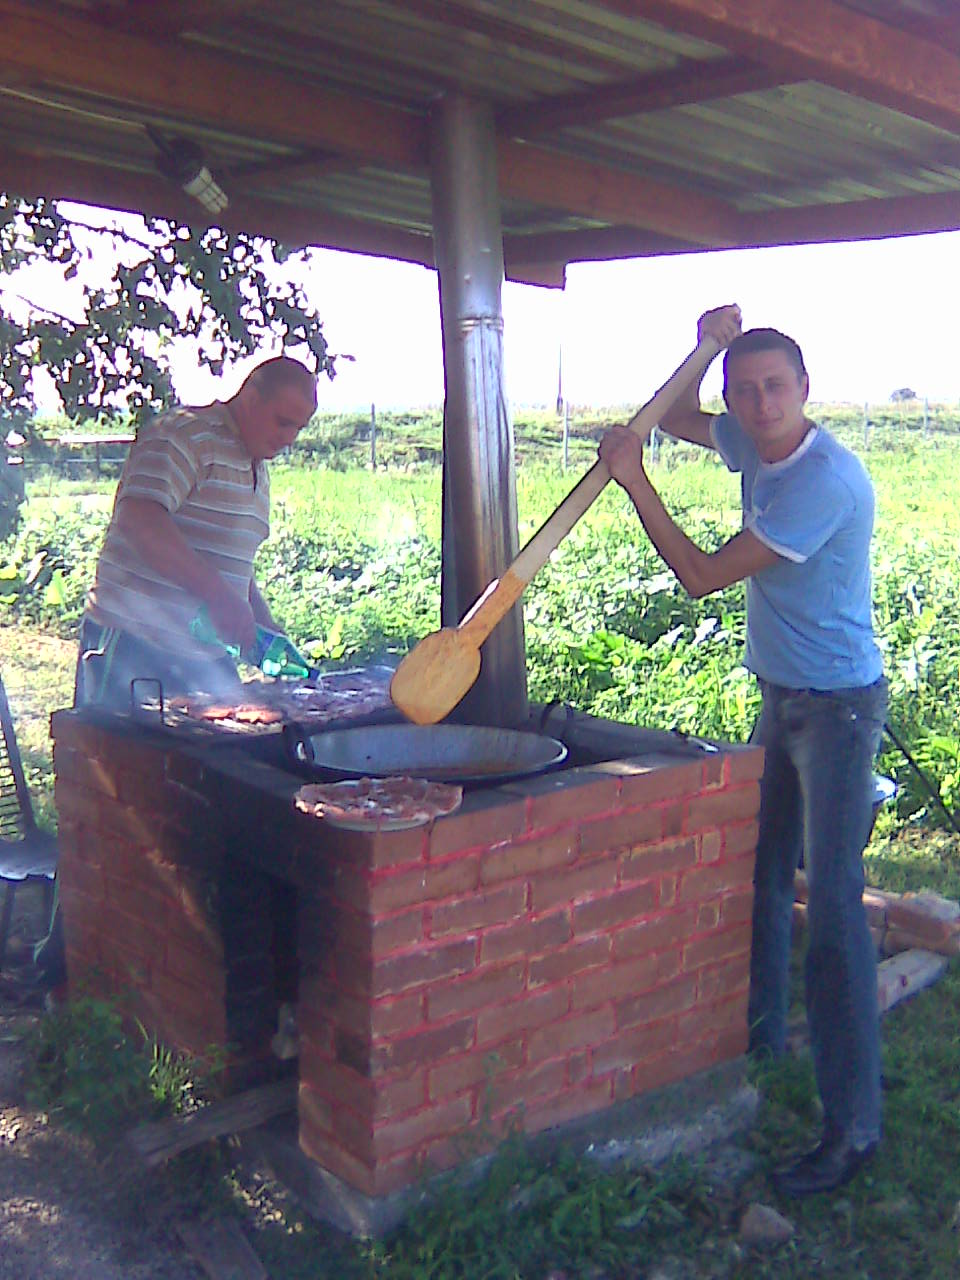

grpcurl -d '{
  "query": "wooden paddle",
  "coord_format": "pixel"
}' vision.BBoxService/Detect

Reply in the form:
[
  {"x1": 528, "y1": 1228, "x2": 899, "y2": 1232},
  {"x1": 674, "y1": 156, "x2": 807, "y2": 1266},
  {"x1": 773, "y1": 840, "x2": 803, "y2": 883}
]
[{"x1": 390, "y1": 337, "x2": 721, "y2": 725}]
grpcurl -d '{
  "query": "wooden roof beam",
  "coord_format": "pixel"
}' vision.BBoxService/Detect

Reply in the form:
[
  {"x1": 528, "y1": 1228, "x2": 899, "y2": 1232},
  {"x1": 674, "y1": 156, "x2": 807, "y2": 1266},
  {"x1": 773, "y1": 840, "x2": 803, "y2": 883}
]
[
  {"x1": 89, "y1": 0, "x2": 265, "y2": 38},
  {"x1": 504, "y1": 188, "x2": 960, "y2": 264},
  {"x1": 497, "y1": 56, "x2": 786, "y2": 138},
  {"x1": 608, "y1": 0, "x2": 960, "y2": 135},
  {"x1": 497, "y1": 140, "x2": 741, "y2": 245},
  {"x1": 0, "y1": 0, "x2": 429, "y2": 170},
  {"x1": 0, "y1": 145, "x2": 437, "y2": 267},
  {"x1": 0, "y1": 0, "x2": 745, "y2": 246}
]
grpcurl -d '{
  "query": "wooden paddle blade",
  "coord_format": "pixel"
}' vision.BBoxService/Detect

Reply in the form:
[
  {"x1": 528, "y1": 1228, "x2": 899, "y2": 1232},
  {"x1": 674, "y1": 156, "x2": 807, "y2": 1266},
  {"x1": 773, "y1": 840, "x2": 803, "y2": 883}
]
[{"x1": 390, "y1": 628, "x2": 482, "y2": 724}]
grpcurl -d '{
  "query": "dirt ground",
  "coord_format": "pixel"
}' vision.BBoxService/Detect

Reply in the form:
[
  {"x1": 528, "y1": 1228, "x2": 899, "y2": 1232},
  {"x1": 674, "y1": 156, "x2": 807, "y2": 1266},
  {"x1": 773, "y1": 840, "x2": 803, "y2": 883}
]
[{"x1": 0, "y1": 883, "x2": 205, "y2": 1280}]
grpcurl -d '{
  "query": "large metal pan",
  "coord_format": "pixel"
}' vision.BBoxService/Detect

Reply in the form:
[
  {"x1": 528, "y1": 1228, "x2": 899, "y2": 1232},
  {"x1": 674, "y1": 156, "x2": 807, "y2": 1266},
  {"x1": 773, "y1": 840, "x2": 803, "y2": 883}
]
[{"x1": 285, "y1": 723, "x2": 567, "y2": 785}]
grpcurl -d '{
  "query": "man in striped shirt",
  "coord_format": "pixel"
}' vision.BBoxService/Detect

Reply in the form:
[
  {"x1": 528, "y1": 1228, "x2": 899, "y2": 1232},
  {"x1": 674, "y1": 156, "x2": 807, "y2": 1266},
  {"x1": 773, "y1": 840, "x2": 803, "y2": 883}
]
[{"x1": 76, "y1": 355, "x2": 317, "y2": 708}]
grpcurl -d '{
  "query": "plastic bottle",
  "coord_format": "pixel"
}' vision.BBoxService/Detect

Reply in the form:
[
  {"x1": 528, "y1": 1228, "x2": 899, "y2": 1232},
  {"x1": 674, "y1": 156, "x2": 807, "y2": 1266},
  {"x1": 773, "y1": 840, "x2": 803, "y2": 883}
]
[{"x1": 189, "y1": 606, "x2": 315, "y2": 679}]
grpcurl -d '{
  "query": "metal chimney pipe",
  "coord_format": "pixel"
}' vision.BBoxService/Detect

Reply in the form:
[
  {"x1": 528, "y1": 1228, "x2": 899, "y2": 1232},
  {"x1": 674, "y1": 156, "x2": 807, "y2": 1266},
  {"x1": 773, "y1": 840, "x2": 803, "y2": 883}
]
[{"x1": 428, "y1": 94, "x2": 528, "y2": 727}]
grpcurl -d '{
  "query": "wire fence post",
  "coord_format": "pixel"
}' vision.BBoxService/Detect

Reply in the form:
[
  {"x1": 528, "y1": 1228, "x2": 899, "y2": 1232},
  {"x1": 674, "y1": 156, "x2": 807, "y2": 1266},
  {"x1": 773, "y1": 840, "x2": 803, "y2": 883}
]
[
  {"x1": 370, "y1": 402, "x2": 376, "y2": 469},
  {"x1": 649, "y1": 424, "x2": 661, "y2": 465},
  {"x1": 863, "y1": 402, "x2": 870, "y2": 449},
  {"x1": 923, "y1": 397, "x2": 929, "y2": 439},
  {"x1": 562, "y1": 399, "x2": 569, "y2": 471}
]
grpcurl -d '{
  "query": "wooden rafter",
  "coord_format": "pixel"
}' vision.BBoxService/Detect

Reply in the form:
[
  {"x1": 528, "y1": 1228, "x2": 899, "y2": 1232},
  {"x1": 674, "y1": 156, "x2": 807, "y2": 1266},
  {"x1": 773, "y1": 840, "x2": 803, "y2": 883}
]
[
  {"x1": 603, "y1": 0, "x2": 960, "y2": 135},
  {"x1": 89, "y1": 0, "x2": 264, "y2": 38},
  {"x1": 0, "y1": 0, "x2": 743, "y2": 247},
  {"x1": 0, "y1": 145, "x2": 437, "y2": 266},
  {"x1": 502, "y1": 187, "x2": 960, "y2": 264},
  {"x1": 496, "y1": 56, "x2": 786, "y2": 138}
]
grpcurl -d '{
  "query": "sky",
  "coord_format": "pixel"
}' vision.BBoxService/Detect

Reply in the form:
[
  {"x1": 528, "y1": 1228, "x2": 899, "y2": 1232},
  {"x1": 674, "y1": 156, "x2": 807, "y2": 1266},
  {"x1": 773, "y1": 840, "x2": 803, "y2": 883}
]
[
  {"x1": 7, "y1": 202, "x2": 960, "y2": 413},
  {"x1": 183, "y1": 228, "x2": 960, "y2": 413}
]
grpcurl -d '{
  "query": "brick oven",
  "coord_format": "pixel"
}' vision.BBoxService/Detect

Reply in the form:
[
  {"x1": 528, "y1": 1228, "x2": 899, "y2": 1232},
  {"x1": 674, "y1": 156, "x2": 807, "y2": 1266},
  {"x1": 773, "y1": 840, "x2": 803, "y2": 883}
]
[{"x1": 52, "y1": 703, "x2": 761, "y2": 1205}]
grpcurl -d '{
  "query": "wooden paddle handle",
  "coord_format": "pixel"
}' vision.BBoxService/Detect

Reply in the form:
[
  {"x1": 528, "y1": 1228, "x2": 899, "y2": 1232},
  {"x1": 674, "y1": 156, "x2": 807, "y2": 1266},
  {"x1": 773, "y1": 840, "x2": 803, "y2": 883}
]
[{"x1": 458, "y1": 336, "x2": 721, "y2": 647}]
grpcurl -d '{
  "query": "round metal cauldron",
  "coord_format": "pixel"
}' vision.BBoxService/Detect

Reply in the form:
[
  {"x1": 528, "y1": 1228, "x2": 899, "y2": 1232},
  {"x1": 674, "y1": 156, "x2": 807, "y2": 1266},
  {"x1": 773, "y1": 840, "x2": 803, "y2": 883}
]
[{"x1": 285, "y1": 723, "x2": 567, "y2": 785}]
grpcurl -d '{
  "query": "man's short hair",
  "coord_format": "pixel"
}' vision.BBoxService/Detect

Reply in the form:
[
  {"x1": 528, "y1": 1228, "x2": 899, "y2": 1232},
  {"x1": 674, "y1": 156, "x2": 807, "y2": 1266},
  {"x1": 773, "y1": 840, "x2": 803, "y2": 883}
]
[
  {"x1": 247, "y1": 355, "x2": 317, "y2": 403},
  {"x1": 723, "y1": 328, "x2": 807, "y2": 394}
]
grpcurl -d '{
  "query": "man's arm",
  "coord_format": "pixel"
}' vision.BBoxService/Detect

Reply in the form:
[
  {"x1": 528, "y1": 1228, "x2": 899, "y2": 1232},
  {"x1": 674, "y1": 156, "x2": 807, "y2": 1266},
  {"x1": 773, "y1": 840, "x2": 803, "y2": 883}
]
[
  {"x1": 598, "y1": 426, "x2": 780, "y2": 597},
  {"x1": 658, "y1": 304, "x2": 743, "y2": 451},
  {"x1": 113, "y1": 497, "x2": 257, "y2": 648}
]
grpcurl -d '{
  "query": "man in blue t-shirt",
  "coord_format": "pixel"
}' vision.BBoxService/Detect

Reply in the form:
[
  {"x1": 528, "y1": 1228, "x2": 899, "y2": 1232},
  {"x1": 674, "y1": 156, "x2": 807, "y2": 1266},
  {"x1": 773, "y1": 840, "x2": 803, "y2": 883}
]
[{"x1": 599, "y1": 305, "x2": 887, "y2": 1198}]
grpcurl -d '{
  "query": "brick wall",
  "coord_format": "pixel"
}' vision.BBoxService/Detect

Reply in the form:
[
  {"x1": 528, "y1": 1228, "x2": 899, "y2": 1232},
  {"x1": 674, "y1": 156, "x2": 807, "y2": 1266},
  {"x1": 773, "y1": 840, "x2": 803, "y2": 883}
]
[
  {"x1": 295, "y1": 746, "x2": 762, "y2": 1198},
  {"x1": 52, "y1": 711, "x2": 761, "y2": 1200},
  {"x1": 52, "y1": 712, "x2": 283, "y2": 1085}
]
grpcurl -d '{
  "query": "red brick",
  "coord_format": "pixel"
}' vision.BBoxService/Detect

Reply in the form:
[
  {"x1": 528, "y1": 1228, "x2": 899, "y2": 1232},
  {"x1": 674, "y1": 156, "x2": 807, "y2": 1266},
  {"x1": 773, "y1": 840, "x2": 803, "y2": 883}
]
[
  {"x1": 369, "y1": 857, "x2": 481, "y2": 913},
  {"x1": 427, "y1": 962, "x2": 526, "y2": 1021},
  {"x1": 487, "y1": 1058, "x2": 568, "y2": 1113},
  {"x1": 428, "y1": 794, "x2": 527, "y2": 859},
  {"x1": 682, "y1": 923, "x2": 752, "y2": 971},
  {"x1": 612, "y1": 907, "x2": 698, "y2": 961},
  {"x1": 529, "y1": 860, "x2": 618, "y2": 913},
  {"x1": 367, "y1": 827, "x2": 429, "y2": 871},
  {"x1": 572, "y1": 881, "x2": 660, "y2": 935},
  {"x1": 373, "y1": 1095, "x2": 474, "y2": 1161},
  {"x1": 370, "y1": 993, "x2": 426, "y2": 1040},
  {"x1": 428, "y1": 1039, "x2": 525, "y2": 1100},
  {"x1": 480, "y1": 830, "x2": 578, "y2": 884},
  {"x1": 371, "y1": 1017, "x2": 475, "y2": 1074},
  {"x1": 476, "y1": 986, "x2": 570, "y2": 1044},
  {"x1": 677, "y1": 992, "x2": 749, "y2": 1044},
  {"x1": 299, "y1": 1090, "x2": 375, "y2": 1193},
  {"x1": 629, "y1": 1043, "x2": 719, "y2": 1097},
  {"x1": 55, "y1": 748, "x2": 121, "y2": 799},
  {"x1": 719, "y1": 888, "x2": 754, "y2": 926},
  {"x1": 430, "y1": 884, "x2": 527, "y2": 937},
  {"x1": 570, "y1": 952, "x2": 661, "y2": 1011},
  {"x1": 57, "y1": 856, "x2": 106, "y2": 903},
  {"x1": 616, "y1": 973, "x2": 698, "y2": 1029},
  {"x1": 698, "y1": 956, "x2": 750, "y2": 1004},
  {"x1": 726, "y1": 746, "x2": 765, "y2": 783},
  {"x1": 372, "y1": 938, "x2": 476, "y2": 997},
  {"x1": 677, "y1": 854, "x2": 755, "y2": 905},
  {"x1": 615, "y1": 759, "x2": 703, "y2": 806},
  {"x1": 148, "y1": 970, "x2": 225, "y2": 1030},
  {"x1": 301, "y1": 1058, "x2": 426, "y2": 1122},
  {"x1": 503, "y1": 771, "x2": 621, "y2": 831},
  {"x1": 579, "y1": 808, "x2": 662, "y2": 857},
  {"x1": 529, "y1": 935, "x2": 611, "y2": 987},
  {"x1": 163, "y1": 940, "x2": 225, "y2": 992},
  {"x1": 568, "y1": 1050, "x2": 590, "y2": 1084},
  {"x1": 480, "y1": 911, "x2": 571, "y2": 963},
  {"x1": 104, "y1": 874, "x2": 176, "y2": 929},
  {"x1": 659, "y1": 876, "x2": 677, "y2": 908},
  {"x1": 528, "y1": 1007, "x2": 616, "y2": 1063},
  {"x1": 699, "y1": 831, "x2": 723, "y2": 864},
  {"x1": 685, "y1": 784, "x2": 760, "y2": 832},
  {"x1": 520, "y1": 1080, "x2": 614, "y2": 1136},
  {"x1": 591, "y1": 1017, "x2": 678, "y2": 1074},
  {"x1": 335, "y1": 907, "x2": 426, "y2": 959},
  {"x1": 724, "y1": 820, "x2": 760, "y2": 859},
  {"x1": 696, "y1": 902, "x2": 720, "y2": 931},
  {"x1": 701, "y1": 754, "x2": 725, "y2": 787}
]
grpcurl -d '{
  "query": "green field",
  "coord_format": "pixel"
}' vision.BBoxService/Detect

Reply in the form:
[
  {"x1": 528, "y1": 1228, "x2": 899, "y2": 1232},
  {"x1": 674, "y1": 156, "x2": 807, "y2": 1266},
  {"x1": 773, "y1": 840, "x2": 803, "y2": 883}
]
[{"x1": 3, "y1": 414, "x2": 960, "y2": 1276}]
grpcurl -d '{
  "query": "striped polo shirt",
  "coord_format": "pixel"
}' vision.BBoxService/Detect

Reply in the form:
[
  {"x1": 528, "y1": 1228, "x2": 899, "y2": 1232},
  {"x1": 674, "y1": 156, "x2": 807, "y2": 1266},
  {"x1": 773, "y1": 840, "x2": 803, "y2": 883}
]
[{"x1": 87, "y1": 403, "x2": 270, "y2": 657}]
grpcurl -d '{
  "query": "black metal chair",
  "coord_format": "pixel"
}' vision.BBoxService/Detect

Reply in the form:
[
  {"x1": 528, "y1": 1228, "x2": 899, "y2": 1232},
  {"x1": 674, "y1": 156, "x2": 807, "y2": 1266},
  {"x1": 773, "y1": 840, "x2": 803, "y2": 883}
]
[{"x1": 0, "y1": 672, "x2": 58, "y2": 970}]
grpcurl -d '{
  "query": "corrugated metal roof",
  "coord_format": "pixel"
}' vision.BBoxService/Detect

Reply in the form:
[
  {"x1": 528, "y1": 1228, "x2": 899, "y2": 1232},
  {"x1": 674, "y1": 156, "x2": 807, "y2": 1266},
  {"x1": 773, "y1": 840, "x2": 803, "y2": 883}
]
[{"x1": 1, "y1": 0, "x2": 959, "y2": 273}]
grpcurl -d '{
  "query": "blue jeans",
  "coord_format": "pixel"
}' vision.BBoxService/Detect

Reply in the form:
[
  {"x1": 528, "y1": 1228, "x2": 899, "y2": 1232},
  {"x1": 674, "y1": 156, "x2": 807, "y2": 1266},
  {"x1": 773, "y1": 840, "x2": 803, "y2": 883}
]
[{"x1": 748, "y1": 676, "x2": 888, "y2": 1147}]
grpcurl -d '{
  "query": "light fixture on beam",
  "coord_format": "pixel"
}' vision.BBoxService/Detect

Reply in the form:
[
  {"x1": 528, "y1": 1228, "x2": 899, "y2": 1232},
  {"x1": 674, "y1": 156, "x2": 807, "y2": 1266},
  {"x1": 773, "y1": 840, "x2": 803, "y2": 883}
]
[{"x1": 147, "y1": 127, "x2": 229, "y2": 215}]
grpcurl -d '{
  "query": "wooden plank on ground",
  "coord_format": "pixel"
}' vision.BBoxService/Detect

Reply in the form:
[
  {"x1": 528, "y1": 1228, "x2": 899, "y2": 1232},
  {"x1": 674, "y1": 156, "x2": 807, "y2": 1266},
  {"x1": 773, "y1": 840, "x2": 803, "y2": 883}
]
[
  {"x1": 128, "y1": 1078, "x2": 297, "y2": 1167},
  {"x1": 876, "y1": 948, "x2": 947, "y2": 1014},
  {"x1": 786, "y1": 948, "x2": 948, "y2": 1053},
  {"x1": 176, "y1": 1217, "x2": 269, "y2": 1280}
]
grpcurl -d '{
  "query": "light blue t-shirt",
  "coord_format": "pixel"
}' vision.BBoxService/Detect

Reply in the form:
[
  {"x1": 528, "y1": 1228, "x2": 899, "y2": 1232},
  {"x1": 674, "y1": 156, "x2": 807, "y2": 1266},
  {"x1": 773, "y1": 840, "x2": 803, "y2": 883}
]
[{"x1": 710, "y1": 413, "x2": 883, "y2": 690}]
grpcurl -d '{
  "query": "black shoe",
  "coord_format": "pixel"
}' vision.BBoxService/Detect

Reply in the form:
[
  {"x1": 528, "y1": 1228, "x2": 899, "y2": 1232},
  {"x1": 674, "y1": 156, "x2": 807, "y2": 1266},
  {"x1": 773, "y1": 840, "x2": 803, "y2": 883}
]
[{"x1": 772, "y1": 1133, "x2": 877, "y2": 1198}]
